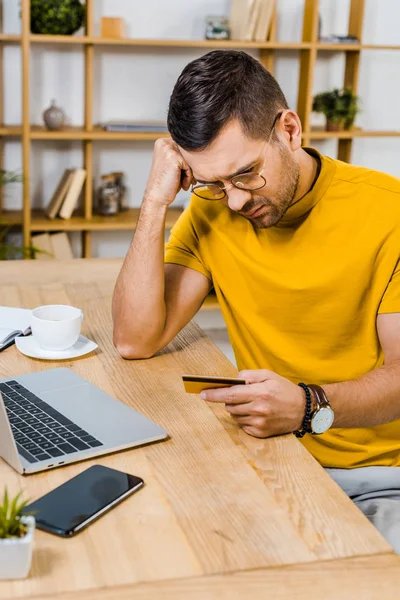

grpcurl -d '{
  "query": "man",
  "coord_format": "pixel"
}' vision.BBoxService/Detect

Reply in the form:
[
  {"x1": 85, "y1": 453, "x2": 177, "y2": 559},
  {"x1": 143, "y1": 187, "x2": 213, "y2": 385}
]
[{"x1": 112, "y1": 50, "x2": 400, "y2": 550}]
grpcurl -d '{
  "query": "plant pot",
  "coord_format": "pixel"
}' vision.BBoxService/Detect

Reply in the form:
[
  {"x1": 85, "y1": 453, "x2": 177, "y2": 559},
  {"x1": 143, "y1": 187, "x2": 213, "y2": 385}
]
[
  {"x1": 326, "y1": 119, "x2": 345, "y2": 132},
  {"x1": 0, "y1": 516, "x2": 35, "y2": 580}
]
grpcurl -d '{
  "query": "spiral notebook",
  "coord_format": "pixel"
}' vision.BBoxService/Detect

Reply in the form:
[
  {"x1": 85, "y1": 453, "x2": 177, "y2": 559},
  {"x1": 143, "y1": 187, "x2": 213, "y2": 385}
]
[{"x1": 0, "y1": 307, "x2": 32, "y2": 351}]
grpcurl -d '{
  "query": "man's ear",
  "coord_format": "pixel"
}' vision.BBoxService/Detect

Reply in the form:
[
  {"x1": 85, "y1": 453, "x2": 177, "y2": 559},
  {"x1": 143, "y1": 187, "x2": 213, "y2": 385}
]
[{"x1": 279, "y1": 110, "x2": 302, "y2": 151}]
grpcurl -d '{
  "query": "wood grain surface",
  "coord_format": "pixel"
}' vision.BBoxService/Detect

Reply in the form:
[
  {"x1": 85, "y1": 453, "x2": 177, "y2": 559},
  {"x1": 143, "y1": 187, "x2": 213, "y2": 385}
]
[
  {"x1": 0, "y1": 260, "x2": 393, "y2": 600},
  {"x1": 19, "y1": 554, "x2": 400, "y2": 600}
]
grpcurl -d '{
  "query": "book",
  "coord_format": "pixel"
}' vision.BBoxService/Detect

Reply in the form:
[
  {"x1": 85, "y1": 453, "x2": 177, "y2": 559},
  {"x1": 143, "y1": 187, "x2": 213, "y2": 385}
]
[
  {"x1": 254, "y1": 0, "x2": 276, "y2": 43},
  {"x1": 45, "y1": 168, "x2": 75, "y2": 220},
  {"x1": 229, "y1": 0, "x2": 250, "y2": 40},
  {"x1": 0, "y1": 306, "x2": 32, "y2": 352},
  {"x1": 50, "y1": 232, "x2": 73, "y2": 260},
  {"x1": 59, "y1": 168, "x2": 86, "y2": 220},
  {"x1": 102, "y1": 120, "x2": 168, "y2": 133},
  {"x1": 245, "y1": 0, "x2": 262, "y2": 41},
  {"x1": 31, "y1": 233, "x2": 53, "y2": 260}
]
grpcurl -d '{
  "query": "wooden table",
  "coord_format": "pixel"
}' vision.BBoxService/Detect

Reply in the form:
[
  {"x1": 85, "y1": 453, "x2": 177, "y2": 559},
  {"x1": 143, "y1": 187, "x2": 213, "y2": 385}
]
[{"x1": 0, "y1": 259, "x2": 399, "y2": 600}]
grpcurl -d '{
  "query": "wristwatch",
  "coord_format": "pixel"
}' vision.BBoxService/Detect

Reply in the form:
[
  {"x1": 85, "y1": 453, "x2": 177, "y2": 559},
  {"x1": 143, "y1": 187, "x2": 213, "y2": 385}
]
[{"x1": 307, "y1": 384, "x2": 335, "y2": 434}]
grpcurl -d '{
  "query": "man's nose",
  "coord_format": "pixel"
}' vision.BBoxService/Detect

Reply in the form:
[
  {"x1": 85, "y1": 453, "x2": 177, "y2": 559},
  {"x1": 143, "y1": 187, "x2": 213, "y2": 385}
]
[{"x1": 226, "y1": 187, "x2": 252, "y2": 212}]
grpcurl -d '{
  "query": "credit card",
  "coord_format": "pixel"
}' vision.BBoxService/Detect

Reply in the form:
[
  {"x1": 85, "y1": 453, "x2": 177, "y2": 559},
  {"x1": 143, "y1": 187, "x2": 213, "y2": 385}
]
[{"x1": 182, "y1": 374, "x2": 246, "y2": 394}]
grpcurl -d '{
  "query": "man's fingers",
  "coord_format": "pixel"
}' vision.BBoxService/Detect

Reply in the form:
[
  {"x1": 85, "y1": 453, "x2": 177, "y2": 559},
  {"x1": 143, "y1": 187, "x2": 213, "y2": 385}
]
[
  {"x1": 242, "y1": 425, "x2": 266, "y2": 438},
  {"x1": 231, "y1": 415, "x2": 253, "y2": 425},
  {"x1": 225, "y1": 403, "x2": 251, "y2": 416},
  {"x1": 201, "y1": 384, "x2": 256, "y2": 404},
  {"x1": 238, "y1": 369, "x2": 278, "y2": 384}
]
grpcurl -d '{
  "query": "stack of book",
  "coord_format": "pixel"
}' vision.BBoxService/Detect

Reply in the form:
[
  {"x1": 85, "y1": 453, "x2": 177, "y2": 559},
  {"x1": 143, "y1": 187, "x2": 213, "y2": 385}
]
[
  {"x1": 45, "y1": 168, "x2": 87, "y2": 220},
  {"x1": 230, "y1": 0, "x2": 276, "y2": 42},
  {"x1": 32, "y1": 232, "x2": 74, "y2": 260}
]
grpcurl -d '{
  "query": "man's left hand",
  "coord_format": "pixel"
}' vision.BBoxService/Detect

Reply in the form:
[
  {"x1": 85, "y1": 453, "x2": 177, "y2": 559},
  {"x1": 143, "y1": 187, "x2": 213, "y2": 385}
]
[{"x1": 200, "y1": 369, "x2": 306, "y2": 438}]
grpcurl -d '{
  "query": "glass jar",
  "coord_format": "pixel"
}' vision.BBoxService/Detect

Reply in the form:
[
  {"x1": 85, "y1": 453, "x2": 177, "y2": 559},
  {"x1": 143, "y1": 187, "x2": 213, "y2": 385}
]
[
  {"x1": 97, "y1": 174, "x2": 119, "y2": 216},
  {"x1": 205, "y1": 16, "x2": 230, "y2": 40},
  {"x1": 112, "y1": 171, "x2": 128, "y2": 212}
]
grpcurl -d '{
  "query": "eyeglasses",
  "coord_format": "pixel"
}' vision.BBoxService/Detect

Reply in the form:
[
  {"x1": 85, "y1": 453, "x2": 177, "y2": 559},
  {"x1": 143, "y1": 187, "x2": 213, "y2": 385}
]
[{"x1": 191, "y1": 112, "x2": 282, "y2": 201}]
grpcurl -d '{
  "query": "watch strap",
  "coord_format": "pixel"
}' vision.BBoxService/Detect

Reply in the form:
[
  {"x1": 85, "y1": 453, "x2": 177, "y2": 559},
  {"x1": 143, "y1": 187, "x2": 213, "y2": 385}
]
[{"x1": 307, "y1": 384, "x2": 331, "y2": 409}]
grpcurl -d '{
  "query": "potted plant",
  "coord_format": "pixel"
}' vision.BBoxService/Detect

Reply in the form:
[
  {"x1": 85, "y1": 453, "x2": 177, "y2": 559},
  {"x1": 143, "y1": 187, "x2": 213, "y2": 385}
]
[
  {"x1": 30, "y1": 0, "x2": 85, "y2": 35},
  {"x1": 0, "y1": 488, "x2": 35, "y2": 580},
  {"x1": 0, "y1": 170, "x2": 42, "y2": 259},
  {"x1": 312, "y1": 88, "x2": 360, "y2": 131}
]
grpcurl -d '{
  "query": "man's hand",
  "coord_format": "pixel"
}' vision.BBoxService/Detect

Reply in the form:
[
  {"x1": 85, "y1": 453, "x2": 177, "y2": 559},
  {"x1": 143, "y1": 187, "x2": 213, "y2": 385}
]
[
  {"x1": 145, "y1": 138, "x2": 193, "y2": 207},
  {"x1": 200, "y1": 369, "x2": 305, "y2": 438}
]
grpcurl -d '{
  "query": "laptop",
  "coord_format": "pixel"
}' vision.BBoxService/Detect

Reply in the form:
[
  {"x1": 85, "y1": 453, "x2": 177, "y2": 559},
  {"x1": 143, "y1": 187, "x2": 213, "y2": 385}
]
[{"x1": 0, "y1": 368, "x2": 168, "y2": 475}]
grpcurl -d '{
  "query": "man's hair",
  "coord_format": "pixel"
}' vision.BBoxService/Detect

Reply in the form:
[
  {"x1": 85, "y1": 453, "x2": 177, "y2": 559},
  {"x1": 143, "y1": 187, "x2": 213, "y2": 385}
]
[{"x1": 167, "y1": 50, "x2": 289, "y2": 151}]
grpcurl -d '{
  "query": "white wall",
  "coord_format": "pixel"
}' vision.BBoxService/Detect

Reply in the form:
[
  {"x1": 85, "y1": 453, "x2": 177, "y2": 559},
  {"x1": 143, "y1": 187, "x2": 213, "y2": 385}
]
[{"x1": 2, "y1": 0, "x2": 400, "y2": 257}]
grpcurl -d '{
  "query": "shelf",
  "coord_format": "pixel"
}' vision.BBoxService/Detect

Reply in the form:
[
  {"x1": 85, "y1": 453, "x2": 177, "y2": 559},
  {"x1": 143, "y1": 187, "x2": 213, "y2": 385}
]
[
  {"x1": 30, "y1": 207, "x2": 183, "y2": 232},
  {"x1": 317, "y1": 43, "x2": 400, "y2": 51},
  {"x1": 307, "y1": 128, "x2": 400, "y2": 139},
  {"x1": 0, "y1": 125, "x2": 22, "y2": 136},
  {"x1": 30, "y1": 125, "x2": 170, "y2": 141},
  {"x1": 29, "y1": 35, "x2": 312, "y2": 49},
  {"x1": 0, "y1": 34, "x2": 21, "y2": 43},
  {"x1": 317, "y1": 43, "x2": 361, "y2": 51},
  {"x1": 0, "y1": 210, "x2": 23, "y2": 225},
  {"x1": 26, "y1": 36, "x2": 400, "y2": 51},
  {"x1": 361, "y1": 44, "x2": 400, "y2": 50},
  {"x1": 1, "y1": 34, "x2": 398, "y2": 52},
  {"x1": 29, "y1": 125, "x2": 400, "y2": 141}
]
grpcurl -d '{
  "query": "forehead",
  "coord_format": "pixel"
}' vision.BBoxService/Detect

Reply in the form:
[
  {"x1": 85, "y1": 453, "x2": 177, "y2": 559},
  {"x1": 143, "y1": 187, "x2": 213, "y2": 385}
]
[{"x1": 179, "y1": 120, "x2": 264, "y2": 182}]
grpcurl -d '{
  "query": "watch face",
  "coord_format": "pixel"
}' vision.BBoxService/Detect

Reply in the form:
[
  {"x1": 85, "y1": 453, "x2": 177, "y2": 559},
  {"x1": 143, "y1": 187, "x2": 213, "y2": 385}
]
[{"x1": 311, "y1": 407, "x2": 334, "y2": 434}]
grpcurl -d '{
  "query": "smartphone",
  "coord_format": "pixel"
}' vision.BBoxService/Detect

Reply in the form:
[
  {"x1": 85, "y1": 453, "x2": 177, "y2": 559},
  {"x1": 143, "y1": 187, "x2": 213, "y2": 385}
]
[
  {"x1": 182, "y1": 374, "x2": 246, "y2": 394},
  {"x1": 24, "y1": 465, "x2": 144, "y2": 537}
]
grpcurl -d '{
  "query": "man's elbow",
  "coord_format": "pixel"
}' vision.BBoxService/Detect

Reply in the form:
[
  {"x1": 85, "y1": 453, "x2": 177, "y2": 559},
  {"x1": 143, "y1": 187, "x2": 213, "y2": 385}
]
[{"x1": 113, "y1": 335, "x2": 159, "y2": 360}]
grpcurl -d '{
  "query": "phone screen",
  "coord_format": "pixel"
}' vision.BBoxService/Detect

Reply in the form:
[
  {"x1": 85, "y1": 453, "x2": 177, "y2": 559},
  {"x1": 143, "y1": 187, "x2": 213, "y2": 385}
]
[{"x1": 25, "y1": 465, "x2": 144, "y2": 537}]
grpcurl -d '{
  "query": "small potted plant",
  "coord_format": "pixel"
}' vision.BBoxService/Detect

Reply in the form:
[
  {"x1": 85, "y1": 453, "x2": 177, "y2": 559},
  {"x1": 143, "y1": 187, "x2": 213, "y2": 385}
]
[
  {"x1": 0, "y1": 170, "x2": 42, "y2": 259},
  {"x1": 0, "y1": 488, "x2": 35, "y2": 580},
  {"x1": 312, "y1": 88, "x2": 360, "y2": 131}
]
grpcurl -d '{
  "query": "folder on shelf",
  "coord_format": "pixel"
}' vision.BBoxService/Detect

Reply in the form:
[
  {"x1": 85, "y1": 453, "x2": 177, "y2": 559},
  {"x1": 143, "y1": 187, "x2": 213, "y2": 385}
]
[
  {"x1": 45, "y1": 168, "x2": 75, "y2": 220},
  {"x1": 254, "y1": 0, "x2": 276, "y2": 42},
  {"x1": 59, "y1": 168, "x2": 87, "y2": 220}
]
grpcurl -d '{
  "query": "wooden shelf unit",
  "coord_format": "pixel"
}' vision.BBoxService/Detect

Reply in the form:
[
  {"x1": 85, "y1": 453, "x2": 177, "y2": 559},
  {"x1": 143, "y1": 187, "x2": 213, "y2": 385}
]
[
  {"x1": 0, "y1": 0, "x2": 397, "y2": 265},
  {"x1": 29, "y1": 207, "x2": 182, "y2": 232},
  {"x1": 3, "y1": 125, "x2": 400, "y2": 142}
]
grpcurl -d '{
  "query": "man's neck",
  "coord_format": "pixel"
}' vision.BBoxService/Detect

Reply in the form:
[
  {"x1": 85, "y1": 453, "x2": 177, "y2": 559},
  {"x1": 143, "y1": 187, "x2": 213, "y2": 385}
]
[{"x1": 293, "y1": 148, "x2": 319, "y2": 203}]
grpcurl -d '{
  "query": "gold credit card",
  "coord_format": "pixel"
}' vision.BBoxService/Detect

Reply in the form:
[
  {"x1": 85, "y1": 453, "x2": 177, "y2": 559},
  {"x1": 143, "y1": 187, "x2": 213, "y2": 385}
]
[{"x1": 182, "y1": 374, "x2": 246, "y2": 394}]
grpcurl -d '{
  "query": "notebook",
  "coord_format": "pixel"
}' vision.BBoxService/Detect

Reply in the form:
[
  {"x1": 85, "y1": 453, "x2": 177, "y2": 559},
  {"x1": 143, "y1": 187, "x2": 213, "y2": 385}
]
[{"x1": 0, "y1": 307, "x2": 32, "y2": 351}]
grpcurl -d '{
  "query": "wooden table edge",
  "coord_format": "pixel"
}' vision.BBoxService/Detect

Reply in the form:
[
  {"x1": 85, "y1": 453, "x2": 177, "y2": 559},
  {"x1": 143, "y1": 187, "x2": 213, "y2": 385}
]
[{"x1": 20, "y1": 552, "x2": 400, "y2": 600}]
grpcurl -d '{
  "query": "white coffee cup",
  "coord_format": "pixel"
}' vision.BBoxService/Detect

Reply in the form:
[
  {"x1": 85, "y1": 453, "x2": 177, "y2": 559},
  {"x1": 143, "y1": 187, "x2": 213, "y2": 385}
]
[{"x1": 31, "y1": 305, "x2": 84, "y2": 351}]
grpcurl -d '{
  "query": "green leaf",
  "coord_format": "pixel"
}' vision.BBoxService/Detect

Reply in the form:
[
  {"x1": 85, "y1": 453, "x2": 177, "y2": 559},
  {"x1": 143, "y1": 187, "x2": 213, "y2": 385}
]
[{"x1": 0, "y1": 487, "x2": 31, "y2": 539}]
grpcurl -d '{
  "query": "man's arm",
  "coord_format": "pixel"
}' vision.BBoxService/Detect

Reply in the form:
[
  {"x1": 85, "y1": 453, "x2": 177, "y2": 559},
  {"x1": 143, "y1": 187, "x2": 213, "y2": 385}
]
[
  {"x1": 322, "y1": 312, "x2": 400, "y2": 428},
  {"x1": 200, "y1": 312, "x2": 400, "y2": 438},
  {"x1": 112, "y1": 139, "x2": 211, "y2": 359}
]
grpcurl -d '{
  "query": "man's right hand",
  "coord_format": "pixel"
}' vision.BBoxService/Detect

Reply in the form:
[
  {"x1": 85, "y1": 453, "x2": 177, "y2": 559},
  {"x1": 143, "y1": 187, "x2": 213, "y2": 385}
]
[{"x1": 144, "y1": 138, "x2": 193, "y2": 207}]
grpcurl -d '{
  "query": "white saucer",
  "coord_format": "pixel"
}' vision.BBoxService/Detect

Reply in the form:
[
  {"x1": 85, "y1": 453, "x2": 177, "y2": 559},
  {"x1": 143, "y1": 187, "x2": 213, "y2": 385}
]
[{"x1": 15, "y1": 335, "x2": 98, "y2": 361}]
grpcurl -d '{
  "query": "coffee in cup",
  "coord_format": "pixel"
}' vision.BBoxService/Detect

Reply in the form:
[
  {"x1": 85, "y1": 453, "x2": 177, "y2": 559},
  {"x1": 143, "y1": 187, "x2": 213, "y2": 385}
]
[{"x1": 31, "y1": 305, "x2": 84, "y2": 351}]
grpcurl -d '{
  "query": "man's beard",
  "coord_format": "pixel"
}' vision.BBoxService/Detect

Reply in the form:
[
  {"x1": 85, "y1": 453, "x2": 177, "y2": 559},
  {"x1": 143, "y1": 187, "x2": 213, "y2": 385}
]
[{"x1": 239, "y1": 145, "x2": 300, "y2": 229}]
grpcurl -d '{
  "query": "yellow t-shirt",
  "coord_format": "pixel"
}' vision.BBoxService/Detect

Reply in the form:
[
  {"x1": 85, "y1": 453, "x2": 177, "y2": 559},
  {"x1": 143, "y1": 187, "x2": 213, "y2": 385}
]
[{"x1": 165, "y1": 148, "x2": 400, "y2": 469}]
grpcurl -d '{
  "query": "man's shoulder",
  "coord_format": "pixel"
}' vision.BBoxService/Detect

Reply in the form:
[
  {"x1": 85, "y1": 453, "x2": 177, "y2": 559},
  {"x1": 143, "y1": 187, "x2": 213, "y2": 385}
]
[{"x1": 331, "y1": 157, "x2": 400, "y2": 198}]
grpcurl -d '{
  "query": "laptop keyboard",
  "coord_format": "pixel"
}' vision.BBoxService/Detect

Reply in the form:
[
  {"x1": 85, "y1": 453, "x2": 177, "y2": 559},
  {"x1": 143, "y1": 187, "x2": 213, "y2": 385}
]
[{"x1": 0, "y1": 380, "x2": 103, "y2": 464}]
